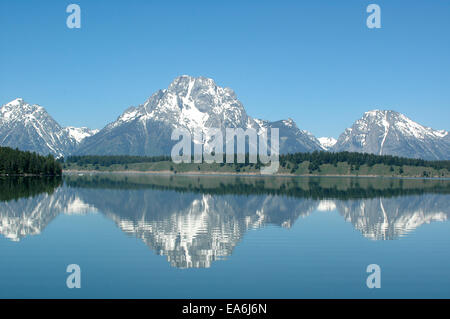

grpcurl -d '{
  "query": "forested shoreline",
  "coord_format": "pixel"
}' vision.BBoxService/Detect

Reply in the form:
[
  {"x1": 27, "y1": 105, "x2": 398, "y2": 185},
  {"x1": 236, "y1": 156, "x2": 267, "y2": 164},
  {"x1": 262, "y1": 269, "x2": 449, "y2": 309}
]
[
  {"x1": 63, "y1": 151, "x2": 450, "y2": 178},
  {"x1": 2, "y1": 147, "x2": 448, "y2": 177},
  {"x1": 0, "y1": 146, "x2": 62, "y2": 176},
  {"x1": 64, "y1": 151, "x2": 450, "y2": 169}
]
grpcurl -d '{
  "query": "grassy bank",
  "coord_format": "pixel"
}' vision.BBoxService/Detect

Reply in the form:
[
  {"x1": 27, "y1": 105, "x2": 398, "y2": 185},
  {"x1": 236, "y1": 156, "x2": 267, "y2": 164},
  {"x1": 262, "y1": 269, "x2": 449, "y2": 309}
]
[{"x1": 63, "y1": 159, "x2": 450, "y2": 178}]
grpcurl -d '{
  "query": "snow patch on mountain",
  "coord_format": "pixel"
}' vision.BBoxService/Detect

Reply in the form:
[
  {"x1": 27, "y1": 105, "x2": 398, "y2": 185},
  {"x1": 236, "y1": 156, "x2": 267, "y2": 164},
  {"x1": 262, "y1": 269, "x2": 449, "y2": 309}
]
[
  {"x1": 318, "y1": 137, "x2": 337, "y2": 150},
  {"x1": 64, "y1": 127, "x2": 99, "y2": 143}
]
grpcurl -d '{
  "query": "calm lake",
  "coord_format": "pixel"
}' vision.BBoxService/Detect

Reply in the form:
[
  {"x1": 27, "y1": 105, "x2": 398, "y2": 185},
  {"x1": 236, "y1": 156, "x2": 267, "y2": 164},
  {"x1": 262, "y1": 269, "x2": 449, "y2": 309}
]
[{"x1": 0, "y1": 174, "x2": 449, "y2": 298}]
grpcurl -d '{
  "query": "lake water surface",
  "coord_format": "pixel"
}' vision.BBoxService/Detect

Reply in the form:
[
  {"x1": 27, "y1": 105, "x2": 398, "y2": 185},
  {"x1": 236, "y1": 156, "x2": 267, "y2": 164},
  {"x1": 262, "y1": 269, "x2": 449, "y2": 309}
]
[{"x1": 0, "y1": 174, "x2": 449, "y2": 298}]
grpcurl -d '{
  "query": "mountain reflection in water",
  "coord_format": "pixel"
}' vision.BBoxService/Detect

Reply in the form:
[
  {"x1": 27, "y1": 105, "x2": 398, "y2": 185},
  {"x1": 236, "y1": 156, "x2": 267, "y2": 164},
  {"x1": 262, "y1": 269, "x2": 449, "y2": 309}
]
[{"x1": 0, "y1": 175, "x2": 449, "y2": 268}]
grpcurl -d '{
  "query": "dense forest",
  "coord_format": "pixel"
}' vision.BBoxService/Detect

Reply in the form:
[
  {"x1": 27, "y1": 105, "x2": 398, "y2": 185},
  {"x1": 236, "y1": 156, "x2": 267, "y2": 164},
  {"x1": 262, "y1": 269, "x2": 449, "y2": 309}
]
[
  {"x1": 0, "y1": 146, "x2": 62, "y2": 175},
  {"x1": 279, "y1": 151, "x2": 450, "y2": 172},
  {"x1": 64, "y1": 151, "x2": 450, "y2": 172},
  {"x1": 65, "y1": 155, "x2": 172, "y2": 166}
]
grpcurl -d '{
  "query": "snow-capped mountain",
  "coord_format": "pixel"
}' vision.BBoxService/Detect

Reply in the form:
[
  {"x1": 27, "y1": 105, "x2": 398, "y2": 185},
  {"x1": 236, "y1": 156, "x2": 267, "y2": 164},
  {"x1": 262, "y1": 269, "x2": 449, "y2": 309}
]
[
  {"x1": 333, "y1": 110, "x2": 450, "y2": 160},
  {"x1": 77, "y1": 75, "x2": 323, "y2": 155},
  {"x1": 3, "y1": 84, "x2": 449, "y2": 160},
  {"x1": 0, "y1": 98, "x2": 98, "y2": 157},
  {"x1": 318, "y1": 137, "x2": 337, "y2": 150}
]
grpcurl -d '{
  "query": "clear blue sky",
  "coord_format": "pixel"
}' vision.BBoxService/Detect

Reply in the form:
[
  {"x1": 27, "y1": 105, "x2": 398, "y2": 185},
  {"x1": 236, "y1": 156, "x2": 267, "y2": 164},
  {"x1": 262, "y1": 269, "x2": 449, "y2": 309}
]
[{"x1": 1, "y1": 0, "x2": 449, "y2": 138}]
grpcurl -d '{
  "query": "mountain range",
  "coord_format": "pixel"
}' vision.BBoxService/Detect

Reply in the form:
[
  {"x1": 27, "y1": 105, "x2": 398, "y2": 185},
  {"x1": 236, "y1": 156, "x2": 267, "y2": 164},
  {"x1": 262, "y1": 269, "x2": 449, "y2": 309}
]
[{"x1": 1, "y1": 75, "x2": 448, "y2": 160}]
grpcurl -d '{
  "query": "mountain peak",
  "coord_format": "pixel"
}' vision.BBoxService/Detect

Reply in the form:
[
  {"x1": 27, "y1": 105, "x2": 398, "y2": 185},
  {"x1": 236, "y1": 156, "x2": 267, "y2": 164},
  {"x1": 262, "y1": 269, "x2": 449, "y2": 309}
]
[
  {"x1": 2, "y1": 98, "x2": 45, "y2": 115},
  {"x1": 3, "y1": 98, "x2": 37, "y2": 111},
  {"x1": 169, "y1": 75, "x2": 214, "y2": 90},
  {"x1": 7, "y1": 98, "x2": 25, "y2": 106},
  {"x1": 167, "y1": 75, "x2": 236, "y2": 100},
  {"x1": 150, "y1": 75, "x2": 244, "y2": 128},
  {"x1": 283, "y1": 118, "x2": 295, "y2": 127},
  {"x1": 1, "y1": 98, "x2": 45, "y2": 121},
  {"x1": 363, "y1": 109, "x2": 399, "y2": 118},
  {"x1": 360, "y1": 109, "x2": 447, "y2": 137},
  {"x1": 0, "y1": 98, "x2": 97, "y2": 157},
  {"x1": 172, "y1": 74, "x2": 216, "y2": 85},
  {"x1": 334, "y1": 109, "x2": 450, "y2": 160}
]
